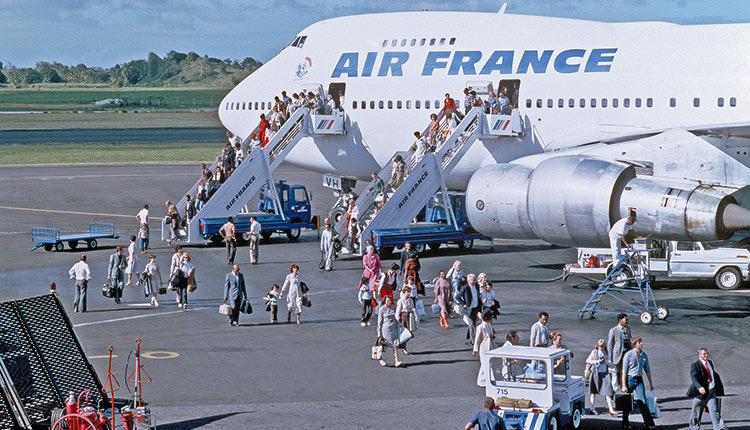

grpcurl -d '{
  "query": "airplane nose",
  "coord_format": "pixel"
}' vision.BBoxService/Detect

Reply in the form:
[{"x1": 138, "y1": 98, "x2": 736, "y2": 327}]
[{"x1": 721, "y1": 203, "x2": 750, "y2": 231}]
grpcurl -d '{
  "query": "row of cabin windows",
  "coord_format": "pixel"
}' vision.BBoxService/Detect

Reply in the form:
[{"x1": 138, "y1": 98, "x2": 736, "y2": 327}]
[
  {"x1": 382, "y1": 37, "x2": 456, "y2": 48},
  {"x1": 526, "y1": 97, "x2": 738, "y2": 109},
  {"x1": 226, "y1": 101, "x2": 275, "y2": 111},
  {"x1": 351, "y1": 100, "x2": 443, "y2": 110}
]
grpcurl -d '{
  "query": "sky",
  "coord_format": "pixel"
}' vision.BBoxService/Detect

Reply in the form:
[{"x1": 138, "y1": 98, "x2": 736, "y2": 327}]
[{"x1": 1, "y1": 0, "x2": 748, "y2": 69}]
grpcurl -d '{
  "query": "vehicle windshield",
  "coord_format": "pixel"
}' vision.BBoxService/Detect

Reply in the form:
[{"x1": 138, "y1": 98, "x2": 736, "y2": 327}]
[{"x1": 489, "y1": 356, "x2": 548, "y2": 390}]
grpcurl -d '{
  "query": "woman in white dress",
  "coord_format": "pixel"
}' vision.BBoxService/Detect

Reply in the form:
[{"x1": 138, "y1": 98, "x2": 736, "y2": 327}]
[
  {"x1": 125, "y1": 234, "x2": 139, "y2": 285},
  {"x1": 143, "y1": 254, "x2": 163, "y2": 307},
  {"x1": 473, "y1": 310, "x2": 497, "y2": 387},
  {"x1": 279, "y1": 263, "x2": 303, "y2": 324}
]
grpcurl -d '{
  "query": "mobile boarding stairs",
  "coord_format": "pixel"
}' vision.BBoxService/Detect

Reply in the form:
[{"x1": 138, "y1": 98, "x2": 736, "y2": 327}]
[
  {"x1": 162, "y1": 108, "x2": 345, "y2": 244},
  {"x1": 334, "y1": 106, "x2": 522, "y2": 256}
]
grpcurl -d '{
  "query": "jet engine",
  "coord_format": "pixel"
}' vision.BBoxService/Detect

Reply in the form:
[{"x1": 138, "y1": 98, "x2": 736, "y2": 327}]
[{"x1": 466, "y1": 155, "x2": 750, "y2": 247}]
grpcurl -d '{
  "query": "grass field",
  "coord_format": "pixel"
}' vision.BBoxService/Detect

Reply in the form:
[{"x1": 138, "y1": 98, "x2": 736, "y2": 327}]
[
  {"x1": 0, "y1": 111, "x2": 223, "y2": 130},
  {"x1": 0, "y1": 87, "x2": 230, "y2": 112},
  {"x1": 0, "y1": 142, "x2": 218, "y2": 165}
]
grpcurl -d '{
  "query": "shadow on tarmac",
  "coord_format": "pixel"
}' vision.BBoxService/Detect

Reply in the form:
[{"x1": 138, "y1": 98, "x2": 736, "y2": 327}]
[{"x1": 158, "y1": 412, "x2": 248, "y2": 429}]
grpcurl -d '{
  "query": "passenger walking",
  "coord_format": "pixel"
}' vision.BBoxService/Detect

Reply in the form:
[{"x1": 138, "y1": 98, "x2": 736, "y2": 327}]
[
  {"x1": 687, "y1": 348, "x2": 726, "y2": 430},
  {"x1": 185, "y1": 194, "x2": 196, "y2": 223},
  {"x1": 387, "y1": 155, "x2": 407, "y2": 190},
  {"x1": 473, "y1": 311, "x2": 497, "y2": 387},
  {"x1": 223, "y1": 264, "x2": 247, "y2": 327},
  {"x1": 620, "y1": 336, "x2": 656, "y2": 430},
  {"x1": 135, "y1": 204, "x2": 149, "y2": 250},
  {"x1": 396, "y1": 285, "x2": 416, "y2": 355},
  {"x1": 447, "y1": 260, "x2": 463, "y2": 302},
  {"x1": 137, "y1": 223, "x2": 149, "y2": 254},
  {"x1": 142, "y1": 254, "x2": 163, "y2": 308},
  {"x1": 463, "y1": 88, "x2": 474, "y2": 115},
  {"x1": 433, "y1": 270, "x2": 452, "y2": 328},
  {"x1": 248, "y1": 215, "x2": 261, "y2": 264},
  {"x1": 530, "y1": 311, "x2": 551, "y2": 347},
  {"x1": 125, "y1": 235, "x2": 139, "y2": 286},
  {"x1": 348, "y1": 217, "x2": 359, "y2": 254},
  {"x1": 441, "y1": 92, "x2": 457, "y2": 116},
  {"x1": 376, "y1": 296, "x2": 402, "y2": 367},
  {"x1": 165, "y1": 200, "x2": 181, "y2": 241},
  {"x1": 257, "y1": 114, "x2": 269, "y2": 145},
  {"x1": 585, "y1": 339, "x2": 616, "y2": 416},
  {"x1": 280, "y1": 263, "x2": 303, "y2": 324},
  {"x1": 479, "y1": 273, "x2": 500, "y2": 319},
  {"x1": 176, "y1": 252, "x2": 195, "y2": 309},
  {"x1": 427, "y1": 113, "x2": 440, "y2": 149},
  {"x1": 377, "y1": 263, "x2": 399, "y2": 300},
  {"x1": 458, "y1": 273, "x2": 481, "y2": 345},
  {"x1": 264, "y1": 284, "x2": 280, "y2": 323},
  {"x1": 219, "y1": 216, "x2": 237, "y2": 265},
  {"x1": 367, "y1": 172, "x2": 385, "y2": 212},
  {"x1": 168, "y1": 245, "x2": 183, "y2": 305},
  {"x1": 320, "y1": 221, "x2": 335, "y2": 271},
  {"x1": 68, "y1": 254, "x2": 90, "y2": 312},
  {"x1": 607, "y1": 313, "x2": 632, "y2": 391},
  {"x1": 358, "y1": 276, "x2": 374, "y2": 326},
  {"x1": 107, "y1": 245, "x2": 126, "y2": 304},
  {"x1": 465, "y1": 397, "x2": 506, "y2": 430},
  {"x1": 362, "y1": 245, "x2": 382, "y2": 291},
  {"x1": 411, "y1": 131, "x2": 429, "y2": 165}
]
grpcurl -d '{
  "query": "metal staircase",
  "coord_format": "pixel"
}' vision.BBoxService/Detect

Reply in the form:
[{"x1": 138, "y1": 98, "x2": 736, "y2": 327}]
[
  {"x1": 336, "y1": 107, "x2": 496, "y2": 255},
  {"x1": 163, "y1": 108, "x2": 344, "y2": 244}
]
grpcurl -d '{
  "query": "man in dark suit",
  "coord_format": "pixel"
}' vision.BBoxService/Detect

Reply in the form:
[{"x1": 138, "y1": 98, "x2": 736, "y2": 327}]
[
  {"x1": 687, "y1": 348, "x2": 726, "y2": 430},
  {"x1": 223, "y1": 264, "x2": 247, "y2": 327},
  {"x1": 457, "y1": 274, "x2": 481, "y2": 345},
  {"x1": 107, "y1": 245, "x2": 126, "y2": 304}
]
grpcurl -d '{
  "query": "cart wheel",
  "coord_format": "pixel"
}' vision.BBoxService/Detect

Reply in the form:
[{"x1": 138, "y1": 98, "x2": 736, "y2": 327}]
[
  {"x1": 577, "y1": 312, "x2": 583, "y2": 320},
  {"x1": 656, "y1": 306, "x2": 669, "y2": 320},
  {"x1": 428, "y1": 243, "x2": 441, "y2": 251},
  {"x1": 87, "y1": 239, "x2": 98, "y2": 249},
  {"x1": 54, "y1": 242, "x2": 64, "y2": 252},
  {"x1": 546, "y1": 412, "x2": 560, "y2": 430},
  {"x1": 606, "y1": 263, "x2": 632, "y2": 287},
  {"x1": 414, "y1": 243, "x2": 426, "y2": 254},
  {"x1": 68, "y1": 240, "x2": 78, "y2": 249},
  {"x1": 260, "y1": 231, "x2": 272, "y2": 239},
  {"x1": 640, "y1": 310, "x2": 654, "y2": 325},
  {"x1": 571, "y1": 403, "x2": 583, "y2": 429},
  {"x1": 44, "y1": 243, "x2": 53, "y2": 252}
]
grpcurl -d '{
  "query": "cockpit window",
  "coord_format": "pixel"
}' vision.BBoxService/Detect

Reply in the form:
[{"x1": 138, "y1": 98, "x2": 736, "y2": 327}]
[
  {"x1": 290, "y1": 37, "x2": 300, "y2": 47},
  {"x1": 291, "y1": 36, "x2": 307, "y2": 48}
]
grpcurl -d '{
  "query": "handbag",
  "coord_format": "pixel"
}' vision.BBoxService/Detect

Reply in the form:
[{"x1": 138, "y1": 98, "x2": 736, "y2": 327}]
[
  {"x1": 101, "y1": 282, "x2": 115, "y2": 298},
  {"x1": 239, "y1": 298, "x2": 253, "y2": 314},
  {"x1": 301, "y1": 295, "x2": 312, "y2": 308},
  {"x1": 645, "y1": 391, "x2": 661, "y2": 419},
  {"x1": 584, "y1": 362, "x2": 593, "y2": 380},
  {"x1": 371, "y1": 339, "x2": 383, "y2": 360},
  {"x1": 431, "y1": 303, "x2": 440, "y2": 314},
  {"x1": 415, "y1": 300, "x2": 426, "y2": 317},
  {"x1": 218, "y1": 303, "x2": 231, "y2": 316},
  {"x1": 398, "y1": 326, "x2": 413, "y2": 345},
  {"x1": 614, "y1": 392, "x2": 633, "y2": 412},
  {"x1": 158, "y1": 287, "x2": 167, "y2": 295},
  {"x1": 370, "y1": 297, "x2": 378, "y2": 308}
]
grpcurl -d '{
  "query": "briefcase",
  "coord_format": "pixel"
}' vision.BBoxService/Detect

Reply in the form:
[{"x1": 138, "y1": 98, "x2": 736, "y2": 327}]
[
  {"x1": 614, "y1": 392, "x2": 633, "y2": 412},
  {"x1": 239, "y1": 298, "x2": 253, "y2": 314}
]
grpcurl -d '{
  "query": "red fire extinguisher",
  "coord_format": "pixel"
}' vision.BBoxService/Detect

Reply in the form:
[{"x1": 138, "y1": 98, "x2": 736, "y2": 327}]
[{"x1": 64, "y1": 391, "x2": 80, "y2": 430}]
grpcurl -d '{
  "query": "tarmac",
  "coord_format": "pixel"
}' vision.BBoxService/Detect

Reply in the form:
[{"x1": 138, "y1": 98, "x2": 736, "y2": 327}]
[{"x1": 0, "y1": 163, "x2": 749, "y2": 429}]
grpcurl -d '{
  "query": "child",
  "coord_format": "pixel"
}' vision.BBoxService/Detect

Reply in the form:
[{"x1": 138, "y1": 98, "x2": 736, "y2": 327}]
[
  {"x1": 348, "y1": 217, "x2": 359, "y2": 254},
  {"x1": 138, "y1": 223, "x2": 149, "y2": 254},
  {"x1": 264, "y1": 284, "x2": 280, "y2": 323},
  {"x1": 480, "y1": 281, "x2": 501, "y2": 319},
  {"x1": 358, "y1": 276, "x2": 373, "y2": 327}
]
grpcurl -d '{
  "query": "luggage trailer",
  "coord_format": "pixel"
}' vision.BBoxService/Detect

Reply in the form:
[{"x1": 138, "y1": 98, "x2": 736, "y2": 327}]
[{"x1": 30, "y1": 223, "x2": 120, "y2": 252}]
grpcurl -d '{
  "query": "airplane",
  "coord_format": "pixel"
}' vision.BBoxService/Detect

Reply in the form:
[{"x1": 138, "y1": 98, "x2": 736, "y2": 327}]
[{"x1": 217, "y1": 6, "x2": 750, "y2": 248}]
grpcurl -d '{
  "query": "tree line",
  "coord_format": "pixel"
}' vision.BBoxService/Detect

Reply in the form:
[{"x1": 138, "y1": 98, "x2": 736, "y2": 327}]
[{"x1": 0, "y1": 51, "x2": 263, "y2": 87}]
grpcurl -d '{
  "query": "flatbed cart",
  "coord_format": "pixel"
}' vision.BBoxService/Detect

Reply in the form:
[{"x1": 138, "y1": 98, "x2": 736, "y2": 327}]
[
  {"x1": 578, "y1": 249, "x2": 670, "y2": 325},
  {"x1": 30, "y1": 222, "x2": 120, "y2": 252}
]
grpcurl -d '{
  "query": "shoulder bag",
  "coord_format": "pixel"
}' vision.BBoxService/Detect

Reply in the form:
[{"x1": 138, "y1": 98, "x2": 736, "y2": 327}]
[{"x1": 239, "y1": 298, "x2": 253, "y2": 314}]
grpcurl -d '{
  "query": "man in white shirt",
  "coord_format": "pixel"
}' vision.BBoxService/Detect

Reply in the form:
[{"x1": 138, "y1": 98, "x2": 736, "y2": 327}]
[
  {"x1": 219, "y1": 217, "x2": 237, "y2": 265},
  {"x1": 530, "y1": 311, "x2": 551, "y2": 347},
  {"x1": 609, "y1": 215, "x2": 636, "y2": 263},
  {"x1": 136, "y1": 204, "x2": 149, "y2": 231},
  {"x1": 68, "y1": 254, "x2": 91, "y2": 312},
  {"x1": 248, "y1": 216, "x2": 261, "y2": 264}
]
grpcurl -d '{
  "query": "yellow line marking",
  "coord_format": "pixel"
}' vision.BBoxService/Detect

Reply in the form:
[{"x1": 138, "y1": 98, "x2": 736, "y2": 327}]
[
  {"x1": 88, "y1": 355, "x2": 118, "y2": 359},
  {"x1": 0, "y1": 205, "x2": 131, "y2": 218},
  {"x1": 141, "y1": 351, "x2": 179, "y2": 359}
]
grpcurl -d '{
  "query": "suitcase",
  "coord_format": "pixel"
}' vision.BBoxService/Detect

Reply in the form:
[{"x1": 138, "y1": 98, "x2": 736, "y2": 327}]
[
  {"x1": 239, "y1": 298, "x2": 253, "y2": 314},
  {"x1": 614, "y1": 392, "x2": 633, "y2": 412}
]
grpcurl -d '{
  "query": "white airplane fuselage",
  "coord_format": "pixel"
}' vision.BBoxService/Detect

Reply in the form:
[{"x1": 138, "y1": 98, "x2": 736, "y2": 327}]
[{"x1": 219, "y1": 11, "x2": 750, "y2": 190}]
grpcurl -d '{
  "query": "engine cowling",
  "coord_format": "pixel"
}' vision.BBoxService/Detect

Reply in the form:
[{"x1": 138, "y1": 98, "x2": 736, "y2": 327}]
[{"x1": 466, "y1": 155, "x2": 748, "y2": 247}]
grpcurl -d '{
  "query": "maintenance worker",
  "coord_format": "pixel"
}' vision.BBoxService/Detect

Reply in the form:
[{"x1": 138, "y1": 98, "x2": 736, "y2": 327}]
[
  {"x1": 465, "y1": 397, "x2": 506, "y2": 430},
  {"x1": 609, "y1": 215, "x2": 636, "y2": 263},
  {"x1": 248, "y1": 216, "x2": 261, "y2": 264},
  {"x1": 68, "y1": 254, "x2": 90, "y2": 312}
]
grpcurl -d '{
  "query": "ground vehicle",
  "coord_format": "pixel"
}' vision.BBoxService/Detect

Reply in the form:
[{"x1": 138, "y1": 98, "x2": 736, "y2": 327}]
[
  {"x1": 30, "y1": 223, "x2": 120, "y2": 252},
  {"x1": 323, "y1": 174, "x2": 358, "y2": 224},
  {"x1": 482, "y1": 345, "x2": 585, "y2": 430},
  {"x1": 199, "y1": 181, "x2": 317, "y2": 242},
  {"x1": 370, "y1": 193, "x2": 490, "y2": 256},
  {"x1": 565, "y1": 239, "x2": 750, "y2": 290}
]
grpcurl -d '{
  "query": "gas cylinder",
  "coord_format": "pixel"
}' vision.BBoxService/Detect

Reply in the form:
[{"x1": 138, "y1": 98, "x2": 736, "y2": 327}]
[{"x1": 64, "y1": 391, "x2": 79, "y2": 430}]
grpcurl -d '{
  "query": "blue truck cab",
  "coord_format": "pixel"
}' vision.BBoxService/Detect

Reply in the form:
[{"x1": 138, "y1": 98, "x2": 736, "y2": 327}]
[
  {"x1": 482, "y1": 345, "x2": 585, "y2": 430},
  {"x1": 199, "y1": 181, "x2": 316, "y2": 243},
  {"x1": 371, "y1": 192, "x2": 490, "y2": 255}
]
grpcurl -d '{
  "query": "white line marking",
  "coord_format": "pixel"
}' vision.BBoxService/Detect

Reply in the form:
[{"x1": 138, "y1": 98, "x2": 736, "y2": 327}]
[{"x1": 73, "y1": 307, "x2": 209, "y2": 327}]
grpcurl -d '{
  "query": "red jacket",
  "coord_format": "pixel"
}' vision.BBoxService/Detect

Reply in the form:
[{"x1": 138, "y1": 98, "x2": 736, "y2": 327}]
[{"x1": 441, "y1": 97, "x2": 457, "y2": 112}]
